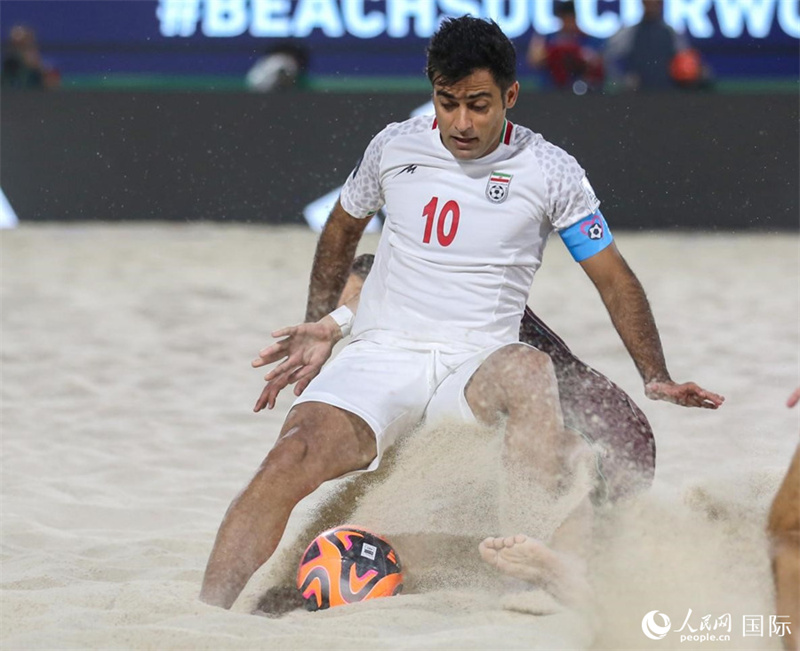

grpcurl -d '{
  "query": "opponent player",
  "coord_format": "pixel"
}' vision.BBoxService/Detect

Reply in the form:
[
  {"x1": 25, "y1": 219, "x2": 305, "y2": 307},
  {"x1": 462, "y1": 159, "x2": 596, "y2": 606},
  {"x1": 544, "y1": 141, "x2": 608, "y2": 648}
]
[{"x1": 200, "y1": 17, "x2": 723, "y2": 610}]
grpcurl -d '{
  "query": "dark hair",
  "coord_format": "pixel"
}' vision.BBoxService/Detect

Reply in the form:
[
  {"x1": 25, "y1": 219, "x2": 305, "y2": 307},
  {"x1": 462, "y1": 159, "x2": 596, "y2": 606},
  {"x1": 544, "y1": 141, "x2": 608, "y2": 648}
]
[
  {"x1": 350, "y1": 253, "x2": 375, "y2": 280},
  {"x1": 425, "y1": 16, "x2": 516, "y2": 91}
]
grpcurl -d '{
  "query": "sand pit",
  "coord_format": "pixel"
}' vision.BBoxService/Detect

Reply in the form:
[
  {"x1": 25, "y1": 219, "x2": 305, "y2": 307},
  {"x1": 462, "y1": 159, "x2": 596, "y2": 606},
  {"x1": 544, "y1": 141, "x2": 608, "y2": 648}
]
[{"x1": 1, "y1": 224, "x2": 798, "y2": 649}]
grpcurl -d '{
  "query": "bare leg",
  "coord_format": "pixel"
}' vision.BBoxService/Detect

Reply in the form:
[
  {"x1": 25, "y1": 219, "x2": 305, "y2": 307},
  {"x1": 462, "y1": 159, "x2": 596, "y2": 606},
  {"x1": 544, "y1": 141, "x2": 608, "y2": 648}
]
[
  {"x1": 466, "y1": 344, "x2": 594, "y2": 607},
  {"x1": 337, "y1": 272, "x2": 364, "y2": 309},
  {"x1": 200, "y1": 402, "x2": 376, "y2": 609},
  {"x1": 767, "y1": 443, "x2": 800, "y2": 651}
]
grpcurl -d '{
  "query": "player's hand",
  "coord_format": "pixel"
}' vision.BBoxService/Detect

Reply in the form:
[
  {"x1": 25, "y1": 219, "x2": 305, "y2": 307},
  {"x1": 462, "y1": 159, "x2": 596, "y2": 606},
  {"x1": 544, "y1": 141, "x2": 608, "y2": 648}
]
[
  {"x1": 787, "y1": 387, "x2": 800, "y2": 409},
  {"x1": 252, "y1": 317, "x2": 341, "y2": 412},
  {"x1": 645, "y1": 380, "x2": 725, "y2": 409}
]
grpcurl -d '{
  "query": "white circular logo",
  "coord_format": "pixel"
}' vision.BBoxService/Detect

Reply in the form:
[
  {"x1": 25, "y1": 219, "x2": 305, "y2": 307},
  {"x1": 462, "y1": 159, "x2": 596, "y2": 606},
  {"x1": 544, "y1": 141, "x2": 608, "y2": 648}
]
[
  {"x1": 587, "y1": 222, "x2": 604, "y2": 240},
  {"x1": 642, "y1": 610, "x2": 672, "y2": 640}
]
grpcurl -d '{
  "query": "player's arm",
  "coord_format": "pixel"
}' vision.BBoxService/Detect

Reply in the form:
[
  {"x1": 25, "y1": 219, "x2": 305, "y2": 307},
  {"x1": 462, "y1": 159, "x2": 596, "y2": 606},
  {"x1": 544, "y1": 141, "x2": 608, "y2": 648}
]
[
  {"x1": 579, "y1": 243, "x2": 724, "y2": 409},
  {"x1": 305, "y1": 119, "x2": 388, "y2": 319},
  {"x1": 251, "y1": 206, "x2": 371, "y2": 412},
  {"x1": 305, "y1": 200, "x2": 373, "y2": 322},
  {"x1": 550, "y1": 156, "x2": 723, "y2": 410},
  {"x1": 253, "y1": 120, "x2": 386, "y2": 411}
]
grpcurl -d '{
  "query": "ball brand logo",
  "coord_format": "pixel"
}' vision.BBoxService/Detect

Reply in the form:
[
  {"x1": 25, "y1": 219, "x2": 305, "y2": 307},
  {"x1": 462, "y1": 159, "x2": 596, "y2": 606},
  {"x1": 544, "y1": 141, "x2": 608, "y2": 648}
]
[{"x1": 642, "y1": 610, "x2": 672, "y2": 640}]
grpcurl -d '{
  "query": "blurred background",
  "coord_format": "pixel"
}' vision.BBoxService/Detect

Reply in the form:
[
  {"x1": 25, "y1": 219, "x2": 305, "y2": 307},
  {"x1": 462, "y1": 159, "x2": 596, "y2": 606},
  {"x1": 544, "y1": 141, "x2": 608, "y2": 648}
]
[{"x1": 1, "y1": 0, "x2": 798, "y2": 229}]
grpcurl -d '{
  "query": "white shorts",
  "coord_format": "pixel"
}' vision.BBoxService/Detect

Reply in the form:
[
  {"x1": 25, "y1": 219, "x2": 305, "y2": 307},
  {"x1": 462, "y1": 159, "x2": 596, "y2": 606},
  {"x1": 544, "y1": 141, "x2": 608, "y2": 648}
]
[{"x1": 293, "y1": 338, "x2": 515, "y2": 472}]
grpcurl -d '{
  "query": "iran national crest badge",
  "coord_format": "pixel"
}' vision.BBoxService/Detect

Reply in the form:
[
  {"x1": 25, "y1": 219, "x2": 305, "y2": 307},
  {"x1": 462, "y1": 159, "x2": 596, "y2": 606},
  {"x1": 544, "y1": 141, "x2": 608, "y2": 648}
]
[{"x1": 486, "y1": 172, "x2": 512, "y2": 204}]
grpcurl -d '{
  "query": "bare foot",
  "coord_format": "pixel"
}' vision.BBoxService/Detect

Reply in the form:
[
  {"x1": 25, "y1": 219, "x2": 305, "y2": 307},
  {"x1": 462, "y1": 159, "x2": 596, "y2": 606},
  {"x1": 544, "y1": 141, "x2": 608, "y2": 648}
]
[{"x1": 478, "y1": 534, "x2": 591, "y2": 609}]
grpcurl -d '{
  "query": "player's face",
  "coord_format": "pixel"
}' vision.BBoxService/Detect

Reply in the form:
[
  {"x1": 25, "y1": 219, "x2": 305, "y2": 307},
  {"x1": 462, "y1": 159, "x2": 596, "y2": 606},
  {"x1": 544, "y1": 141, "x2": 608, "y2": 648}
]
[{"x1": 433, "y1": 69, "x2": 519, "y2": 161}]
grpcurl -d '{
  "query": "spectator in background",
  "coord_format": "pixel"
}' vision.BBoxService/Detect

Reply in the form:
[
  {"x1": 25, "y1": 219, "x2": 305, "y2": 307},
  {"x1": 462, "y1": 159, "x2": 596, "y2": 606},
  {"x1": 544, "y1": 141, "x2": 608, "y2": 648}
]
[
  {"x1": 604, "y1": 0, "x2": 710, "y2": 91},
  {"x1": 526, "y1": 1, "x2": 603, "y2": 94},
  {"x1": 246, "y1": 43, "x2": 309, "y2": 92},
  {"x1": 1, "y1": 25, "x2": 59, "y2": 89}
]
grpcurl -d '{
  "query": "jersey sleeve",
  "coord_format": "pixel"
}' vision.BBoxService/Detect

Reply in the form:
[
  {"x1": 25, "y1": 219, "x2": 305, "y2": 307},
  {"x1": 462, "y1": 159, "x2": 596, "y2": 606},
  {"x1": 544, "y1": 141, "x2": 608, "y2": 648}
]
[
  {"x1": 340, "y1": 117, "x2": 433, "y2": 218},
  {"x1": 535, "y1": 141, "x2": 612, "y2": 261},
  {"x1": 339, "y1": 125, "x2": 393, "y2": 219},
  {"x1": 538, "y1": 142, "x2": 601, "y2": 231}
]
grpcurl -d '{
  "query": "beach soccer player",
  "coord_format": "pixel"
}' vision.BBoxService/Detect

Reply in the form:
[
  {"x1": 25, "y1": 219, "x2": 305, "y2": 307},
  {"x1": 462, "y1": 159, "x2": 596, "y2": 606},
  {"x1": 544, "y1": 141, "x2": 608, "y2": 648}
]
[
  {"x1": 200, "y1": 16, "x2": 724, "y2": 610},
  {"x1": 767, "y1": 387, "x2": 800, "y2": 651}
]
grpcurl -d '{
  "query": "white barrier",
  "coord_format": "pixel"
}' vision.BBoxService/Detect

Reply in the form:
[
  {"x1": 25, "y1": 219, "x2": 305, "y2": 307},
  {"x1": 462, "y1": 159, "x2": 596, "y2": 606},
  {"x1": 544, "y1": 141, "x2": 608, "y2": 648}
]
[{"x1": 0, "y1": 188, "x2": 19, "y2": 229}]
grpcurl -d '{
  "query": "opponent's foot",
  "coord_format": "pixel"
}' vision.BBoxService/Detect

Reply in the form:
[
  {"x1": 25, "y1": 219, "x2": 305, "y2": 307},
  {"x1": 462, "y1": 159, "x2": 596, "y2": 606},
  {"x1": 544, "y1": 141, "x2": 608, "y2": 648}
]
[{"x1": 478, "y1": 534, "x2": 591, "y2": 609}]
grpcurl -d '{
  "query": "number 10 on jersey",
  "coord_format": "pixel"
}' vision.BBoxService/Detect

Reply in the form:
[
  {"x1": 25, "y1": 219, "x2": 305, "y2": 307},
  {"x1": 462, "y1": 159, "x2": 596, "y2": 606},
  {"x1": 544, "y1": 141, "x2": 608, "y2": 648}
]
[{"x1": 422, "y1": 197, "x2": 460, "y2": 247}]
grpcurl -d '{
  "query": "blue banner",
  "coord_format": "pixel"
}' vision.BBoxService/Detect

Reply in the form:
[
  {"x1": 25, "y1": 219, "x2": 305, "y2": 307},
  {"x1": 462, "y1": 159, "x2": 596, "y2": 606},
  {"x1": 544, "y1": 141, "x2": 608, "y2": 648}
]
[{"x1": 2, "y1": 0, "x2": 798, "y2": 77}]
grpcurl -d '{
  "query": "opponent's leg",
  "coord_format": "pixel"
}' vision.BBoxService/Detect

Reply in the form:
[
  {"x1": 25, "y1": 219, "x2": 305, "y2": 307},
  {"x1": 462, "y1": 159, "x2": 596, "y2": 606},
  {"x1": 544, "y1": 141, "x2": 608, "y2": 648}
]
[
  {"x1": 466, "y1": 344, "x2": 593, "y2": 607},
  {"x1": 520, "y1": 307, "x2": 655, "y2": 503},
  {"x1": 200, "y1": 402, "x2": 376, "y2": 609},
  {"x1": 337, "y1": 268, "x2": 365, "y2": 309},
  {"x1": 767, "y1": 443, "x2": 800, "y2": 651}
]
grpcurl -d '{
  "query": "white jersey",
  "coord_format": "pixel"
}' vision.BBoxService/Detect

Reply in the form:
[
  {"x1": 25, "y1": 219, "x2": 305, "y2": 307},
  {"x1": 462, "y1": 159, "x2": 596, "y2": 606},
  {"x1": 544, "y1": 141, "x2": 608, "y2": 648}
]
[{"x1": 340, "y1": 115, "x2": 601, "y2": 352}]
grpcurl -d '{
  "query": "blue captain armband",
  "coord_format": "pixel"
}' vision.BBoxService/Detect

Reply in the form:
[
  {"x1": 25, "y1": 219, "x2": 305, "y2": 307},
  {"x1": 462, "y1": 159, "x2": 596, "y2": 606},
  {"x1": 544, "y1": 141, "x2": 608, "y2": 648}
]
[{"x1": 559, "y1": 211, "x2": 614, "y2": 262}]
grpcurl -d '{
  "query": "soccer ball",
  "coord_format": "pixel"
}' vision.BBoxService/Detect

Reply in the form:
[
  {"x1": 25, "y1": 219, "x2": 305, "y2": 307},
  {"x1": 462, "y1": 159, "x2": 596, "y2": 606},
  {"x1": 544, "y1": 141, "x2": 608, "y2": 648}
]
[{"x1": 296, "y1": 525, "x2": 403, "y2": 611}]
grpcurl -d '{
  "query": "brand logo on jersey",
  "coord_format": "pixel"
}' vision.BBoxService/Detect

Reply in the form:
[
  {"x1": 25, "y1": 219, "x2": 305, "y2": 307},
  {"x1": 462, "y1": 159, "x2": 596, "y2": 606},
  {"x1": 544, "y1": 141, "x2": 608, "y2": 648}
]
[
  {"x1": 580, "y1": 215, "x2": 604, "y2": 240},
  {"x1": 486, "y1": 172, "x2": 513, "y2": 204},
  {"x1": 394, "y1": 164, "x2": 418, "y2": 177}
]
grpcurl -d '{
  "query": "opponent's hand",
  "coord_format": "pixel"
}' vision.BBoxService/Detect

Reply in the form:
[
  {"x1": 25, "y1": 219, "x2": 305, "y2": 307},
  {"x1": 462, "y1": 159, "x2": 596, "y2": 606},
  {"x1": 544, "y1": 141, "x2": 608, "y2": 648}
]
[
  {"x1": 252, "y1": 317, "x2": 341, "y2": 412},
  {"x1": 645, "y1": 380, "x2": 725, "y2": 409}
]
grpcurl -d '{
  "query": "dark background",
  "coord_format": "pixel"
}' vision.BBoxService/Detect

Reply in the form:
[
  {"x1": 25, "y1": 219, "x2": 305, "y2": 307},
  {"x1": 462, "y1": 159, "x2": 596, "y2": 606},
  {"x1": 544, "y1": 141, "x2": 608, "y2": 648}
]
[{"x1": 2, "y1": 91, "x2": 797, "y2": 230}]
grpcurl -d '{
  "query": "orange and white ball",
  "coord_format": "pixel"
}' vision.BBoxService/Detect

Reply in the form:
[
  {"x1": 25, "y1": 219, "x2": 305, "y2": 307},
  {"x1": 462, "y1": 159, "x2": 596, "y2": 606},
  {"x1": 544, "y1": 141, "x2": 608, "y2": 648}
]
[{"x1": 296, "y1": 526, "x2": 403, "y2": 611}]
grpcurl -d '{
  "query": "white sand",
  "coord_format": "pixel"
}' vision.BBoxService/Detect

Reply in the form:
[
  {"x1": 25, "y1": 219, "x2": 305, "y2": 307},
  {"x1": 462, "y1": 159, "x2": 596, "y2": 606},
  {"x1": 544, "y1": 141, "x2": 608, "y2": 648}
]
[{"x1": 1, "y1": 224, "x2": 798, "y2": 650}]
